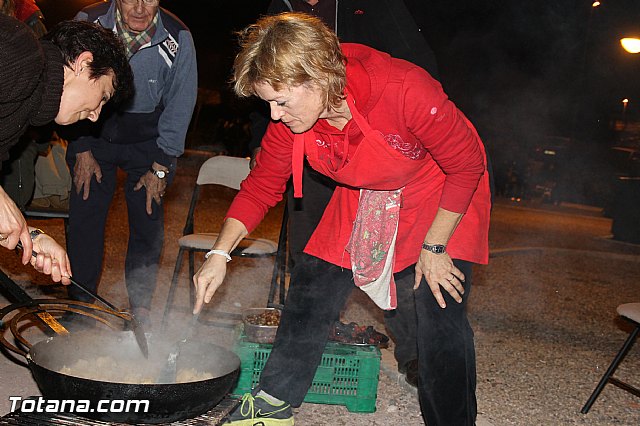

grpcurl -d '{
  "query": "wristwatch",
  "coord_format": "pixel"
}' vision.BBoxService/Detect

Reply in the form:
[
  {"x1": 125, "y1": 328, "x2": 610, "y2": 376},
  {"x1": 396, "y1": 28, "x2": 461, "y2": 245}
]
[
  {"x1": 150, "y1": 168, "x2": 169, "y2": 179},
  {"x1": 422, "y1": 243, "x2": 447, "y2": 254},
  {"x1": 30, "y1": 228, "x2": 45, "y2": 241}
]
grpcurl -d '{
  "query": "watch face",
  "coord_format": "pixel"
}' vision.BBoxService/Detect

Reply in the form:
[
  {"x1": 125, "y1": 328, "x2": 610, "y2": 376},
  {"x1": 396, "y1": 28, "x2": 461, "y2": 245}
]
[{"x1": 155, "y1": 170, "x2": 166, "y2": 179}]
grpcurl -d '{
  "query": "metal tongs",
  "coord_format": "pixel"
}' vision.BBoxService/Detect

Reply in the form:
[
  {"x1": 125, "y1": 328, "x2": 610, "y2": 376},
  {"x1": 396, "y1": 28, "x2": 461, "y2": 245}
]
[
  {"x1": 17, "y1": 242, "x2": 149, "y2": 358},
  {"x1": 157, "y1": 312, "x2": 200, "y2": 383}
]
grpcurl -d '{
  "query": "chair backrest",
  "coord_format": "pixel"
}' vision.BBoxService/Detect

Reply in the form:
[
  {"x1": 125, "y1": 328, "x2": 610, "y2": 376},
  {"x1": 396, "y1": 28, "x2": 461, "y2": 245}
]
[
  {"x1": 196, "y1": 155, "x2": 250, "y2": 189},
  {"x1": 181, "y1": 155, "x2": 250, "y2": 236}
]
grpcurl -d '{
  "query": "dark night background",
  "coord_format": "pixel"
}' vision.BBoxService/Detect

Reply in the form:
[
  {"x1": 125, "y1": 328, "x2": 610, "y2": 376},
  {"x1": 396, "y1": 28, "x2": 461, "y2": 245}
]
[{"x1": 35, "y1": 0, "x2": 640, "y2": 207}]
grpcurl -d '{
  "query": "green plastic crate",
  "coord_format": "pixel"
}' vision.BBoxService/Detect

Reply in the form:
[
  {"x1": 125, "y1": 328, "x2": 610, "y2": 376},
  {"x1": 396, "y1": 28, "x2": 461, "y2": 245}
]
[{"x1": 231, "y1": 335, "x2": 381, "y2": 413}]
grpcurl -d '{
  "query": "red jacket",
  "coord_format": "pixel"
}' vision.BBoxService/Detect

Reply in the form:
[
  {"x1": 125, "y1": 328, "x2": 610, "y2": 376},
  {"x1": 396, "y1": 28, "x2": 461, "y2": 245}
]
[{"x1": 227, "y1": 43, "x2": 491, "y2": 270}]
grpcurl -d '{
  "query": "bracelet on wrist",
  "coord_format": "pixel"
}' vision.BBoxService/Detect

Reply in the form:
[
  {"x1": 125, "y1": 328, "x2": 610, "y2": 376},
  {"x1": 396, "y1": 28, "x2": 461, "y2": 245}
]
[
  {"x1": 205, "y1": 249, "x2": 232, "y2": 262},
  {"x1": 30, "y1": 228, "x2": 45, "y2": 241}
]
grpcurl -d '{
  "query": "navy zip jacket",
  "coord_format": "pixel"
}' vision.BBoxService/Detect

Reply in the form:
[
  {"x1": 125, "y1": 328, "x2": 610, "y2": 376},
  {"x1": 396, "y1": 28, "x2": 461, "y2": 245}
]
[{"x1": 73, "y1": 1, "x2": 197, "y2": 168}]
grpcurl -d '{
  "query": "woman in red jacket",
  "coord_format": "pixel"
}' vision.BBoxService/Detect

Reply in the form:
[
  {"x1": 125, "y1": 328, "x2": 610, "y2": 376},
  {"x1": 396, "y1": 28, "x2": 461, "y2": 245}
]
[{"x1": 195, "y1": 13, "x2": 491, "y2": 426}]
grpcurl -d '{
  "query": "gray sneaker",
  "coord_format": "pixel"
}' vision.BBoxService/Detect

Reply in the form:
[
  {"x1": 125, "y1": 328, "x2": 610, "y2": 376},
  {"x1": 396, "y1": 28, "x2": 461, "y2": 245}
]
[{"x1": 225, "y1": 392, "x2": 294, "y2": 425}]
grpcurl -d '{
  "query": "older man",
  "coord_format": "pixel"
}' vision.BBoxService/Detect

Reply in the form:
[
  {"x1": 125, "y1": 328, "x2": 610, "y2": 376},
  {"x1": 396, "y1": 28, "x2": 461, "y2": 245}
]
[
  {"x1": 0, "y1": 13, "x2": 133, "y2": 283},
  {"x1": 66, "y1": 0, "x2": 197, "y2": 326}
]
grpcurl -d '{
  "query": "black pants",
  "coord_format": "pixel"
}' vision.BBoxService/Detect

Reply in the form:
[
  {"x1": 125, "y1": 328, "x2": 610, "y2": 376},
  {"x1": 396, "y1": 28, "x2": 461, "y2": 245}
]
[
  {"x1": 416, "y1": 259, "x2": 476, "y2": 426},
  {"x1": 66, "y1": 139, "x2": 172, "y2": 310},
  {"x1": 261, "y1": 254, "x2": 476, "y2": 425},
  {"x1": 286, "y1": 164, "x2": 418, "y2": 367}
]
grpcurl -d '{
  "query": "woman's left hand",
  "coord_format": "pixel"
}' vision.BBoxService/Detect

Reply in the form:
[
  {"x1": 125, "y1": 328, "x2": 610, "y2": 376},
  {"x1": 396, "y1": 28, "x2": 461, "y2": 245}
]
[{"x1": 414, "y1": 250, "x2": 465, "y2": 309}]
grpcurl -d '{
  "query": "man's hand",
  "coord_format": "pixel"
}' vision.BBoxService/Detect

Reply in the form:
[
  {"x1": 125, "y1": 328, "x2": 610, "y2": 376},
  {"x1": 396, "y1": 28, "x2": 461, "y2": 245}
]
[
  {"x1": 133, "y1": 161, "x2": 168, "y2": 215},
  {"x1": 0, "y1": 186, "x2": 32, "y2": 264},
  {"x1": 31, "y1": 231, "x2": 72, "y2": 285},
  {"x1": 73, "y1": 150, "x2": 102, "y2": 200}
]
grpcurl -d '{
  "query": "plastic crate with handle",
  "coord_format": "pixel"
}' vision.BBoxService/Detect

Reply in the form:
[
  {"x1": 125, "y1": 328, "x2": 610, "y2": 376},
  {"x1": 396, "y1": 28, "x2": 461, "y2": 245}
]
[{"x1": 231, "y1": 336, "x2": 381, "y2": 413}]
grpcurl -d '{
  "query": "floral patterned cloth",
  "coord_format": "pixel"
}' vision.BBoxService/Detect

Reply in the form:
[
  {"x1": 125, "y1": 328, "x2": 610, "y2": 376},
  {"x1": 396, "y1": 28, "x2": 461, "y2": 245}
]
[{"x1": 346, "y1": 188, "x2": 403, "y2": 310}]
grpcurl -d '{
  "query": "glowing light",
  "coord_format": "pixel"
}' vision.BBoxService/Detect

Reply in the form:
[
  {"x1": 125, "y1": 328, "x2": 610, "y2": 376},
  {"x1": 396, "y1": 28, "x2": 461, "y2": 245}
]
[
  {"x1": 621, "y1": 38, "x2": 640, "y2": 54},
  {"x1": 592, "y1": 1, "x2": 600, "y2": 7}
]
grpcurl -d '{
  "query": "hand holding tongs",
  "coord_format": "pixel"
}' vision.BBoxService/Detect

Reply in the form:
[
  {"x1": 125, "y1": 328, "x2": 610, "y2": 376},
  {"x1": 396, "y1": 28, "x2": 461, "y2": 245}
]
[{"x1": 17, "y1": 242, "x2": 150, "y2": 358}]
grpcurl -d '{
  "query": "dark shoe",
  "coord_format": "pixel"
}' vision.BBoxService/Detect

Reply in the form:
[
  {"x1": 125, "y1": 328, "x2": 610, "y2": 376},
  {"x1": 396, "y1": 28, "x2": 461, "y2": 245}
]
[
  {"x1": 403, "y1": 359, "x2": 419, "y2": 388},
  {"x1": 224, "y1": 392, "x2": 294, "y2": 425}
]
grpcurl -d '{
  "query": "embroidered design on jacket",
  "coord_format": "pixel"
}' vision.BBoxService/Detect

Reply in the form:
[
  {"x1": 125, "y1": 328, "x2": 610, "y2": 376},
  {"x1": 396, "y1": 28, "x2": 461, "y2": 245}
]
[
  {"x1": 314, "y1": 134, "x2": 426, "y2": 162},
  {"x1": 384, "y1": 134, "x2": 427, "y2": 160}
]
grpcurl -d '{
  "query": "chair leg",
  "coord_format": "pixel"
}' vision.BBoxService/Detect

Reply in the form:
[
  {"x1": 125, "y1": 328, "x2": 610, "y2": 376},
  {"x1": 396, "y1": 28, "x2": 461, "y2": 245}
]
[
  {"x1": 268, "y1": 205, "x2": 288, "y2": 309},
  {"x1": 188, "y1": 250, "x2": 195, "y2": 309},
  {"x1": 161, "y1": 247, "x2": 185, "y2": 330},
  {"x1": 581, "y1": 324, "x2": 640, "y2": 414}
]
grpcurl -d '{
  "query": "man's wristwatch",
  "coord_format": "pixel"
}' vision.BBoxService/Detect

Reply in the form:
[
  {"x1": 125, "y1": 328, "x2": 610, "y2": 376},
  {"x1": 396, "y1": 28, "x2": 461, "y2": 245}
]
[
  {"x1": 422, "y1": 243, "x2": 447, "y2": 254},
  {"x1": 150, "y1": 168, "x2": 169, "y2": 179},
  {"x1": 30, "y1": 228, "x2": 45, "y2": 241}
]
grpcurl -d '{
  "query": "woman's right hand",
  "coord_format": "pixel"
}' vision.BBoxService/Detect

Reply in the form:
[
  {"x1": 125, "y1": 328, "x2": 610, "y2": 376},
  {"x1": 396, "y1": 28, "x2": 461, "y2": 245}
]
[{"x1": 193, "y1": 255, "x2": 229, "y2": 314}]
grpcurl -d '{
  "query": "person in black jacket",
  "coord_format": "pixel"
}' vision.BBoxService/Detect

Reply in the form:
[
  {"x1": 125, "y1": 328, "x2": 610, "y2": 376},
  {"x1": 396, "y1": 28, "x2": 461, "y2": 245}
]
[
  {"x1": 0, "y1": 13, "x2": 133, "y2": 283},
  {"x1": 247, "y1": 0, "x2": 440, "y2": 389}
]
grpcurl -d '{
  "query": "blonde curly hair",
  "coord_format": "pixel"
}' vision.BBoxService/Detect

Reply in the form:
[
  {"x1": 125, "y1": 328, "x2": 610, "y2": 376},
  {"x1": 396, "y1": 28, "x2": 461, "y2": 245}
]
[{"x1": 232, "y1": 12, "x2": 346, "y2": 111}]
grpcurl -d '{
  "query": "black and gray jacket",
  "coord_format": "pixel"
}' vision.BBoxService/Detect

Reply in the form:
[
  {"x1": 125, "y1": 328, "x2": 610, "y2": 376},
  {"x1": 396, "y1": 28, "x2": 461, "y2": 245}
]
[{"x1": 74, "y1": 0, "x2": 198, "y2": 168}]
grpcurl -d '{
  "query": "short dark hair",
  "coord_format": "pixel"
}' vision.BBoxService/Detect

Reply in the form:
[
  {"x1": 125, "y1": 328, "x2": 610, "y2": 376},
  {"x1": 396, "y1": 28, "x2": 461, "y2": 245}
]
[{"x1": 42, "y1": 20, "x2": 134, "y2": 104}]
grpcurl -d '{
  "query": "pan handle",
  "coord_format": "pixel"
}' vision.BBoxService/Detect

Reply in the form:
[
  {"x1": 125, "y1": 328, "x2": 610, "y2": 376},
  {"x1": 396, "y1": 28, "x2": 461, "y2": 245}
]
[
  {"x1": 0, "y1": 299, "x2": 131, "y2": 357},
  {"x1": 0, "y1": 327, "x2": 28, "y2": 357}
]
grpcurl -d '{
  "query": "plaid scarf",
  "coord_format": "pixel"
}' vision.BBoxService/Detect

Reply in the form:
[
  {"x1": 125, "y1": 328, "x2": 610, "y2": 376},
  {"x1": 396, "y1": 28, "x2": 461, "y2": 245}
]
[{"x1": 115, "y1": 8, "x2": 158, "y2": 58}]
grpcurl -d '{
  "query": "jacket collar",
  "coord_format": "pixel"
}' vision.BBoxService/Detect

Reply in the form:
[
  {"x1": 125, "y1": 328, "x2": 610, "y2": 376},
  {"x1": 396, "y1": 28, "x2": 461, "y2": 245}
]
[
  {"x1": 341, "y1": 43, "x2": 392, "y2": 117},
  {"x1": 98, "y1": 0, "x2": 169, "y2": 47}
]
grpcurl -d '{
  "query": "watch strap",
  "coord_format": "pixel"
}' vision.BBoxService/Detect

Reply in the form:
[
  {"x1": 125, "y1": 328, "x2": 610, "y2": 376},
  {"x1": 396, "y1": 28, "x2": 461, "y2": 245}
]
[
  {"x1": 150, "y1": 168, "x2": 169, "y2": 178},
  {"x1": 422, "y1": 243, "x2": 447, "y2": 254},
  {"x1": 30, "y1": 228, "x2": 45, "y2": 241}
]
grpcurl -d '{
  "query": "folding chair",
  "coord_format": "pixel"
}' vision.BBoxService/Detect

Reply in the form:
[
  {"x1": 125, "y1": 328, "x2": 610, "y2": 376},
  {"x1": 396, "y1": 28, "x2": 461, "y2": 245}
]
[
  {"x1": 23, "y1": 204, "x2": 69, "y2": 241},
  {"x1": 581, "y1": 302, "x2": 640, "y2": 413},
  {"x1": 267, "y1": 205, "x2": 288, "y2": 310},
  {"x1": 161, "y1": 155, "x2": 278, "y2": 327}
]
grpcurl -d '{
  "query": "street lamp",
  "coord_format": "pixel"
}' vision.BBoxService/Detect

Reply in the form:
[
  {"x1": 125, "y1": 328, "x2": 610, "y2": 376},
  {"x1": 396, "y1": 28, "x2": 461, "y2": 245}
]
[
  {"x1": 620, "y1": 37, "x2": 640, "y2": 54},
  {"x1": 622, "y1": 98, "x2": 629, "y2": 127}
]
